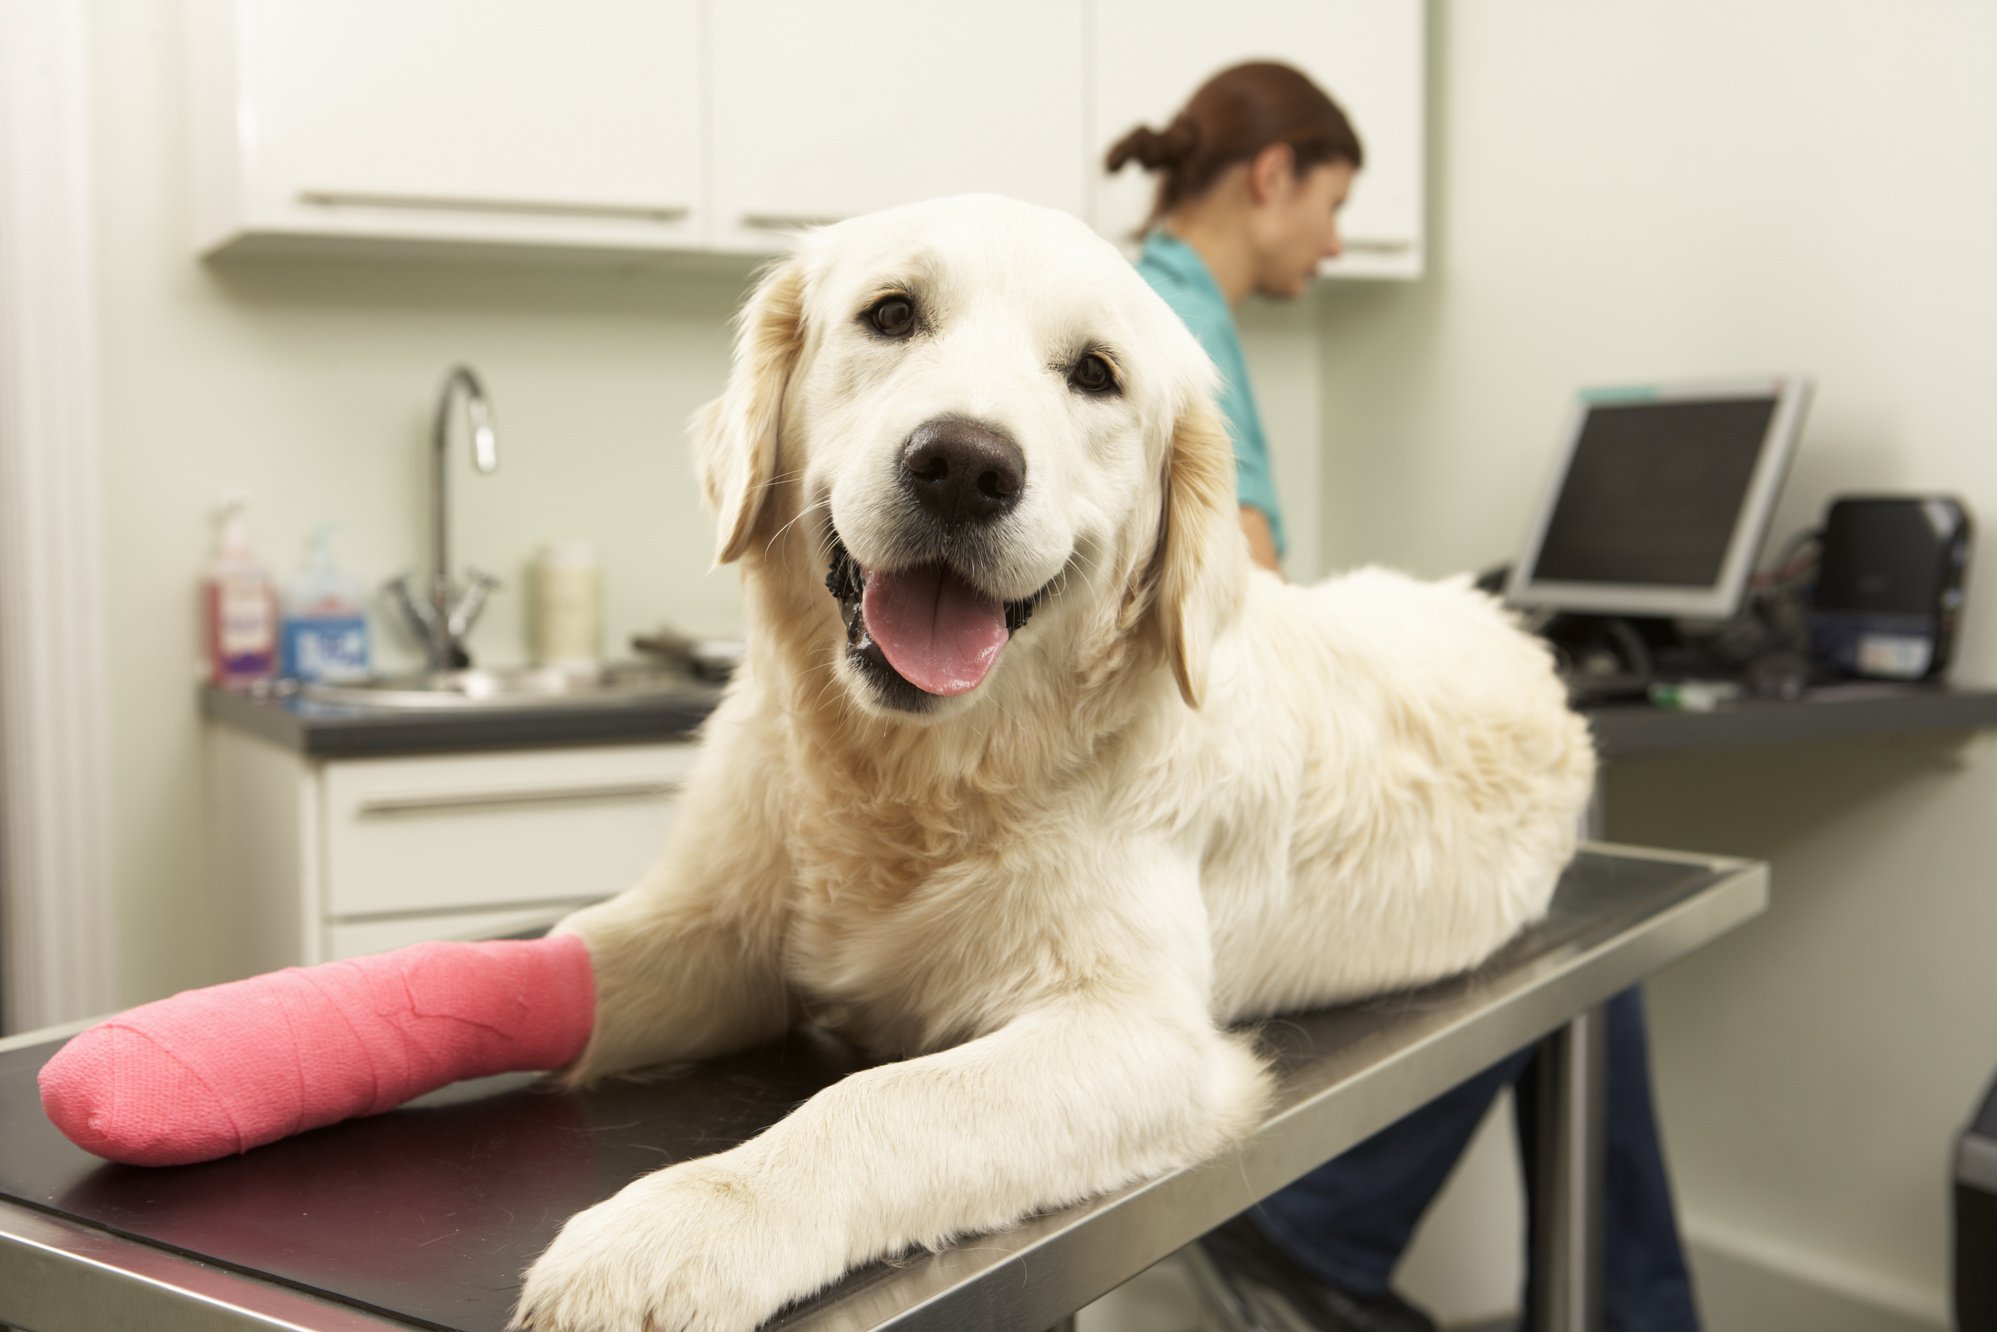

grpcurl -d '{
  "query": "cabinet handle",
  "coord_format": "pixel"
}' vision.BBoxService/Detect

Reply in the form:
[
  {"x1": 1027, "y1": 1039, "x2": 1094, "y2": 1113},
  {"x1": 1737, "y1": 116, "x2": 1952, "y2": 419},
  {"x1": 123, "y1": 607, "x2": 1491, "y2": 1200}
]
[
  {"x1": 1336, "y1": 238, "x2": 1415, "y2": 255},
  {"x1": 299, "y1": 189, "x2": 692, "y2": 223},
  {"x1": 356, "y1": 781, "x2": 682, "y2": 816},
  {"x1": 740, "y1": 212, "x2": 848, "y2": 231}
]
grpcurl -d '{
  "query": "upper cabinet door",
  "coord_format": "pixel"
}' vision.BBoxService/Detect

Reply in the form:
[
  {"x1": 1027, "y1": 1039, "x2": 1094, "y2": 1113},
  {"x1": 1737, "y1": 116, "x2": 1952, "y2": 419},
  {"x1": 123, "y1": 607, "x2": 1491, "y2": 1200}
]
[
  {"x1": 192, "y1": 0, "x2": 704, "y2": 254},
  {"x1": 707, "y1": 0, "x2": 1088, "y2": 254},
  {"x1": 1089, "y1": 1, "x2": 1426, "y2": 279},
  {"x1": 186, "y1": 0, "x2": 1421, "y2": 270}
]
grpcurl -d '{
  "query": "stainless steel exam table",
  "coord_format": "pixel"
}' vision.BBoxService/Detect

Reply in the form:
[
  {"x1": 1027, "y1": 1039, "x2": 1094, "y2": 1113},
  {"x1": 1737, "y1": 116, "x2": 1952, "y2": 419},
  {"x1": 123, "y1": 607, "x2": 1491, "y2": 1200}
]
[{"x1": 0, "y1": 845, "x2": 1765, "y2": 1332}]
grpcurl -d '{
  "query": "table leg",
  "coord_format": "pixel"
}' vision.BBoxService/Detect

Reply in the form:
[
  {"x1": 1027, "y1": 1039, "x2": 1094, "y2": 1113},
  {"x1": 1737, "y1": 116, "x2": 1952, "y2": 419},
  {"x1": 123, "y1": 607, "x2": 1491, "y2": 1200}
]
[
  {"x1": 1176, "y1": 1238, "x2": 1273, "y2": 1331},
  {"x1": 1529, "y1": 1005, "x2": 1607, "y2": 1332}
]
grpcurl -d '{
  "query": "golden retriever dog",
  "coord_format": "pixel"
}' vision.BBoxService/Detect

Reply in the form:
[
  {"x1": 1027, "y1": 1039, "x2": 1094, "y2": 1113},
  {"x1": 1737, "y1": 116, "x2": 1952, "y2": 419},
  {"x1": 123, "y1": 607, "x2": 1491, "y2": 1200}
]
[{"x1": 513, "y1": 194, "x2": 1596, "y2": 1332}]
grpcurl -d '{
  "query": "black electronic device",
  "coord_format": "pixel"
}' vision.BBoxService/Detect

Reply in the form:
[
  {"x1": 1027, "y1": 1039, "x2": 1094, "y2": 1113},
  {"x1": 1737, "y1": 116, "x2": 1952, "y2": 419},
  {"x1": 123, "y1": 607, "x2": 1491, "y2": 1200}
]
[
  {"x1": 1503, "y1": 375, "x2": 1814, "y2": 700},
  {"x1": 1506, "y1": 375, "x2": 1813, "y2": 621},
  {"x1": 1809, "y1": 495, "x2": 1972, "y2": 681}
]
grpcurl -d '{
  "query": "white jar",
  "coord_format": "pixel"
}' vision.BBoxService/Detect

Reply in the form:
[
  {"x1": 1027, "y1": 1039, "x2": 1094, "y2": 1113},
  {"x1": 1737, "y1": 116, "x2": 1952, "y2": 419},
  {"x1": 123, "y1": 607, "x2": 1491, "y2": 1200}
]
[{"x1": 532, "y1": 540, "x2": 602, "y2": 667}]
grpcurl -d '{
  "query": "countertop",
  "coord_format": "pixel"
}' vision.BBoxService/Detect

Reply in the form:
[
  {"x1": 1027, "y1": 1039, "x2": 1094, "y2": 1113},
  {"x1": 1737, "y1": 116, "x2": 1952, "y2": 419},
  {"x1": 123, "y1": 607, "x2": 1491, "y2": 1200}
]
[
  {"x1": 201, "y1": 673, "x2": 1997, "y2": 763},
  {"x1": 1583, "y1": 679, "x2": 1997, "y2": 758},
  {"x1": 201, "y1": 676, "x2": 725, "y2": 758}
]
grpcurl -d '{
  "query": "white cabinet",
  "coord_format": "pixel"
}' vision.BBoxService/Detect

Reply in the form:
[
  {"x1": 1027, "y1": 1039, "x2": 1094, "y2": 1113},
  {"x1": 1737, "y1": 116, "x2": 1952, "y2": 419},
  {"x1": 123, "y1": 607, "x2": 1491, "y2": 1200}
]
[
  {"x1": 208, "y1": 725, "x2": 693, "y2": 971},
  {"x1": 1088, "y1": 1, "x2": 1426, "y2": 279},
  {"x1": 705, "y1": 0, "x2": 1088, "y2": 254},
  {"x1": 187, "y1": 0, "x2": 705, "y2": 256},
  {"x1": 185, "y1": 0, "x2": 1424, "y2": 279}
]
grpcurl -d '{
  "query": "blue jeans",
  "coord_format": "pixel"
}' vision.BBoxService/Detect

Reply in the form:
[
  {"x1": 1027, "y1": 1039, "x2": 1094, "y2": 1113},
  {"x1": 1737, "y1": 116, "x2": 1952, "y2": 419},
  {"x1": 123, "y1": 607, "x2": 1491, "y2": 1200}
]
[{"x1": 1248, "y1": 988, "x2": 1698, "y2": 1332}]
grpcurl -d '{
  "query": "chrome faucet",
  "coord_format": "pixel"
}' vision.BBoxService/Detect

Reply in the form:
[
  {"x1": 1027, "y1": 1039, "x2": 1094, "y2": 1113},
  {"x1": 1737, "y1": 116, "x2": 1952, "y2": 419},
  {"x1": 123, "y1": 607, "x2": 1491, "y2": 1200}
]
[{"x1": 388, "y1": 366, "x2": 501, "y2": 671}]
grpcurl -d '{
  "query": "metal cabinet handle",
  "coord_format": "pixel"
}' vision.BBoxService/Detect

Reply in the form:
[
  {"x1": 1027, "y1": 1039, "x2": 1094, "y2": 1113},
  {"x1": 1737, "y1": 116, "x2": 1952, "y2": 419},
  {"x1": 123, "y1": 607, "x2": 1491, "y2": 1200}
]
[
  {"x1": 356, "y1": 781, "x2": 682, "y2": 816},
  {"x1": 299, "y1": 189, "x2": 692, "y2": 222},
  {"x1": 740, "y1": 211, "x2": 847, "y2": 231},
  {"x1": 1335, "y1": 238, "x2": 1415, "y2": 255}
]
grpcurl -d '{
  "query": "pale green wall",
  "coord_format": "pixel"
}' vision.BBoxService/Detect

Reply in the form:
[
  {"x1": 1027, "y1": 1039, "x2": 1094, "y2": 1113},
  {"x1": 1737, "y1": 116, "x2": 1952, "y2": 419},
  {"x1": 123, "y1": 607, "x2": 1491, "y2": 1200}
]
[
  {"x1": 1337, "y1": 3, "x2": 1997, "y2": 1326},
  {"x1": 92, "y1": 8, "x2": 751, "y2": 1006}
]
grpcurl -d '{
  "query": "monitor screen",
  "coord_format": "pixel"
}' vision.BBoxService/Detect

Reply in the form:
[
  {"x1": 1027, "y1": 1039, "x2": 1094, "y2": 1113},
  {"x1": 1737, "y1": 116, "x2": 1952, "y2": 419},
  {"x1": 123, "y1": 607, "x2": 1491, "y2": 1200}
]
[{"x1": 1506, "y1": 377, "x2": 1812, "y2": 620}]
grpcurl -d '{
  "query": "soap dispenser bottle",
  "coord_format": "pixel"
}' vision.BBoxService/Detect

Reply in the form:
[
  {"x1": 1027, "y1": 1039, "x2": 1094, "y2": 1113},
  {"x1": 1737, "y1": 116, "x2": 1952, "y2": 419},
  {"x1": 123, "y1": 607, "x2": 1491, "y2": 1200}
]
[
  {"x1": 280, "y1": 525, "x2": 372, "y2": 682},
  {"x1": 203, "y1": 494, "x2": 277, "y2": 686}
]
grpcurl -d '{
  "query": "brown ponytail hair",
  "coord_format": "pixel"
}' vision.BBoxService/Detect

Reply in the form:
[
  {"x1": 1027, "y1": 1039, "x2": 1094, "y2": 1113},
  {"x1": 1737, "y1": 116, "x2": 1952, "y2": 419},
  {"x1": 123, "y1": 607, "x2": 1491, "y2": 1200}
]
[{"x1": 1105, "y1": 61, "x2": 1364, "y2": 233}]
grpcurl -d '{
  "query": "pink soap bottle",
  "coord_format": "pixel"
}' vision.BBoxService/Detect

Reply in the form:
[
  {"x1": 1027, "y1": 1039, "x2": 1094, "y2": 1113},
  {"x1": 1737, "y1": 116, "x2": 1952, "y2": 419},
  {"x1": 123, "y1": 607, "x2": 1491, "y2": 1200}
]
[{"x1": 204, "y1": 494, "x2": 277, "y2": 686}]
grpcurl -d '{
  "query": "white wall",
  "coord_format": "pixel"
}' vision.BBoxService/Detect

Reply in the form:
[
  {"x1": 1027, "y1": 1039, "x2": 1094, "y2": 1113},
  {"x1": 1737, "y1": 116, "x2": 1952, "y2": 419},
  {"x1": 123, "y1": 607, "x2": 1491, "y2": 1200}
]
[
  {"x1": 83, "y1": 3, "x2": 1328, "y2": 1010},
  {"x1": 91, "y1": 5, "x2": 751, "y2": 1005},
  {"x1": 1324, "y1": 3, "x2": 1997, "y2": 1327}
]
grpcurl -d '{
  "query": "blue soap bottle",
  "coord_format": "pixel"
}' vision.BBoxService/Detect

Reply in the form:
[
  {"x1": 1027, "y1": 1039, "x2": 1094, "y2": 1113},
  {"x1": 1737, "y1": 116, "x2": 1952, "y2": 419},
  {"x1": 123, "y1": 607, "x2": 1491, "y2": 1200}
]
[{"x1": 280, "y1": 526, "x2": 372, "y2": 682}]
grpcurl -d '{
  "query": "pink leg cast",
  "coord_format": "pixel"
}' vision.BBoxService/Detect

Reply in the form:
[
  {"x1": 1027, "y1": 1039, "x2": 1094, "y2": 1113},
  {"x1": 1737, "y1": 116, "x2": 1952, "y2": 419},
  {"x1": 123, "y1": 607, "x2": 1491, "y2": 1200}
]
[{"x1": 38, "y1": 934, "x2": 595, "y2": 1167}]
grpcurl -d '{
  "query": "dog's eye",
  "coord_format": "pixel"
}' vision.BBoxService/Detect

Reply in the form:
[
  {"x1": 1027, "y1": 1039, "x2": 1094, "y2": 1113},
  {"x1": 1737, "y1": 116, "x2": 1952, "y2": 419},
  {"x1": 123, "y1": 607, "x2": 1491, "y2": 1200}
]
[
  {"x1": 864, "y1": 295, "x2": 917, "y2": 339},
  {"x1": 1069, "y1": 352, "x2": 1118, "y2": 396}
]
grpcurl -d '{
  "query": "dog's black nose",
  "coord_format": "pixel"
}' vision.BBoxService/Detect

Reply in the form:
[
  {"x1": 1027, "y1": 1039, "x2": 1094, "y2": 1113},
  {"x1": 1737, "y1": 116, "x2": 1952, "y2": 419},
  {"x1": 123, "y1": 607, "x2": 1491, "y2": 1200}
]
[{"x1": 900, "y1": 418, "x2": 1025, "y2": 526}]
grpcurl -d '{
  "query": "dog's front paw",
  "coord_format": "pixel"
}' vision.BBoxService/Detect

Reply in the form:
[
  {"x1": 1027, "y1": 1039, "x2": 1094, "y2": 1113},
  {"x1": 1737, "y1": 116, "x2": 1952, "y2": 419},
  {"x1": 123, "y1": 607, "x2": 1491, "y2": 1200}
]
[{"x1": 511, "y1": 1158, "x2": 830, "y2": 1332}]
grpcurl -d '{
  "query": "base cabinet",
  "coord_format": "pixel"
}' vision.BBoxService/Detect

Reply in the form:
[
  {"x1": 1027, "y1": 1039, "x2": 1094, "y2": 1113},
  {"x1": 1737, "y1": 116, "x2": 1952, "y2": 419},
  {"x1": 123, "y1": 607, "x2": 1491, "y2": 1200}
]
[{"x1": 208, "y1": 725, "x2": 693, "y2": 972}]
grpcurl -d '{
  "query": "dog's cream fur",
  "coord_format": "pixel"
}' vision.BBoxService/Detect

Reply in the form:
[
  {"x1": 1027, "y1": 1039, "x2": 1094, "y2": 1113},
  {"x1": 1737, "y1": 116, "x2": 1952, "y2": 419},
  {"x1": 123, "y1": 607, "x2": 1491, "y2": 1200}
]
[{"x1": 512, "y1": 195, "x2": 1596, "y2": 1332}]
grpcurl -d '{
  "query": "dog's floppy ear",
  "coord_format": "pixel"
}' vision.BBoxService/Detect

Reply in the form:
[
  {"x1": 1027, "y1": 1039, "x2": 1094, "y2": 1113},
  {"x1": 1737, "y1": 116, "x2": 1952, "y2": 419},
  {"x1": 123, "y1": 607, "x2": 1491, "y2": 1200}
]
[
  {"x1": 1153, "y1": 392, "x2": 1249, "y2": 709},
  {"x1": 691, "y1": 258, "x2": 807, "y2": 566}
]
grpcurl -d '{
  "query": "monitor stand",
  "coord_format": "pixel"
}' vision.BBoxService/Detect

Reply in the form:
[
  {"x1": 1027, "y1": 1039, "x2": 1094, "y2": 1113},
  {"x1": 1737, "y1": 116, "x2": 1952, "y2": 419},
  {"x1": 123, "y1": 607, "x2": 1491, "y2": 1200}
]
[{"x1": 1538, "y1": 613, "x2": 1693, "y2": 700}]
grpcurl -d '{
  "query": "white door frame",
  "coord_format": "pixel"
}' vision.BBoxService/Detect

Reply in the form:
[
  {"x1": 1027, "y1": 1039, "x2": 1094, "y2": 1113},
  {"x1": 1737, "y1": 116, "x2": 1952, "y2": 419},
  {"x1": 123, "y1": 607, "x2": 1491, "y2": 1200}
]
[{"x1": 0, "y1": 0, "x2": 119, "y2": 1032}]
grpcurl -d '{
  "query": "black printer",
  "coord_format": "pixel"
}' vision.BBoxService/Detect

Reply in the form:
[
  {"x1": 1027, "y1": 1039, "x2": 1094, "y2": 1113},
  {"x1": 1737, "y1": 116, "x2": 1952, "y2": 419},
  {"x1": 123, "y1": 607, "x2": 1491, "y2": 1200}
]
[{"x1": 1810, "y1": 496, "x2": 1972, "y2": 681}]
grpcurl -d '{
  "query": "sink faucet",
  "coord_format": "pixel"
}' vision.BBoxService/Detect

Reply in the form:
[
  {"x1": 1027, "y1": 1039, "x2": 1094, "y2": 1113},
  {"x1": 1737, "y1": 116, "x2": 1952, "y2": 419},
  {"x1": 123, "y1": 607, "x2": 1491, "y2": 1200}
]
[{"x1": 388, "y1": 365, "x2": 501, "y2": 670}]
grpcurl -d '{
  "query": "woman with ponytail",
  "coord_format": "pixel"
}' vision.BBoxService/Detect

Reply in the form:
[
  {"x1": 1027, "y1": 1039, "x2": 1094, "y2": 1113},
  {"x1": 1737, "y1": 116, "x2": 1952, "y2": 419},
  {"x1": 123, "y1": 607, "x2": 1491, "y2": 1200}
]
[
  {"x1": 1114, "y1": 62, "x2": 1702, "y2": 1332},
  {"x1": 1108, "y1": 60, "x2": 1360, "y2": 574}
]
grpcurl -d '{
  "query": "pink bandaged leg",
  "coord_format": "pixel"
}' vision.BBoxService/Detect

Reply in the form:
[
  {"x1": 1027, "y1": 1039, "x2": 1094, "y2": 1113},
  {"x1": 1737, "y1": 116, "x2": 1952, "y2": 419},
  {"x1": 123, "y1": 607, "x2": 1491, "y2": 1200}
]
[{"x1": 38, "y1": 934, "x2": 594, "y2": 1167}]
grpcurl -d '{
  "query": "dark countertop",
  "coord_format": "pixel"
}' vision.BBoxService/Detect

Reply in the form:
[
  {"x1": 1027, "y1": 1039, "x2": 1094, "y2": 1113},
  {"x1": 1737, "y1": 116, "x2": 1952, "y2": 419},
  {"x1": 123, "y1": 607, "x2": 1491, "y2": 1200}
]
[
  {"x1": 0, "y1": 848, "x2": 1766, "y2": 1332},
  {"x1": 203, "y1": 672, "x2": 1997, "y2": 764},
  {"x1": 201, "y1": 678, "x2": 725, "y2": 758},
  {"x1": 1584, "y1": 680, "x2": 1997, "y2": 759}
]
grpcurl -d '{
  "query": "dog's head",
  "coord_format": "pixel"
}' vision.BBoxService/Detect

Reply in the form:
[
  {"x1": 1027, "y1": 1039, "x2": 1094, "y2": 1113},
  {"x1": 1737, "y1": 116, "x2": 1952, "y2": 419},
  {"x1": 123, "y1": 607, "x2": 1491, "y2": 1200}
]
[{"x1": 694, "y1": 194, "x2": 1245, "y2": 723}]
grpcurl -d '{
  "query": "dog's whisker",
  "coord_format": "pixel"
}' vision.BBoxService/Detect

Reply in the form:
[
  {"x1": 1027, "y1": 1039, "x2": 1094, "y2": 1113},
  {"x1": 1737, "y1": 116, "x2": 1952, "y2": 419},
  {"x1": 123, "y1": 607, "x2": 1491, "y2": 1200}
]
[
  {"x1": 980, "y1": 684, "x2": 1022, "y2": 727},
  {"x1": 806, "y1": 662, "x2": 850, "y2": 715},
  {"x1": 765, "y1": 497, "x2": 833, "y2": 557},
  {"x1": 1067, "y1": 547, "x2": 1110, "y2": 586},
  {"x1": 752, "y1": 467, "x2": 809, "y2": 494}
]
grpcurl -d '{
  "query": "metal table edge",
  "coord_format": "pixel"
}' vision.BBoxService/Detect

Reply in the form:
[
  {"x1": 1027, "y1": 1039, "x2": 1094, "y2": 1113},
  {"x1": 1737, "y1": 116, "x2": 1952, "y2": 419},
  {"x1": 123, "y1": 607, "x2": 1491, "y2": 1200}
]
[
  {"x1": 0, "y1": 851, "x2": 1769, "y2": 1332},
  {"x1": 0, "y1": 1016, "x2": 97, "y2": 1054},
  {"x1": 0, "y1": 1196, "x2": 418, "y2": 1332},
  {"x1": 782, "y1": 849, "x2": 1768, "y2": 1332}
]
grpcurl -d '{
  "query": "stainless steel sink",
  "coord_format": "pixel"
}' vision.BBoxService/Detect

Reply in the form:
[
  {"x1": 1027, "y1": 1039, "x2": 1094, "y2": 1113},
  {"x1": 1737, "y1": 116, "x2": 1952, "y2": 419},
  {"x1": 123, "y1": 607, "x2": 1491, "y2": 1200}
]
[{"x1": 300, "y1": 662, "x2": 709, "y2": 710}]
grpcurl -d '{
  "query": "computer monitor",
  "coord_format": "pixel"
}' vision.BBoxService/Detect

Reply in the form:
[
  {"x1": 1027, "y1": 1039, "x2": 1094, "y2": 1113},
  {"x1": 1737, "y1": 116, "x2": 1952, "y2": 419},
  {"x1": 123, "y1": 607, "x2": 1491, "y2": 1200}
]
[{"x1": 1505, "y1": 375, "x2": 1813, "y2": 620}]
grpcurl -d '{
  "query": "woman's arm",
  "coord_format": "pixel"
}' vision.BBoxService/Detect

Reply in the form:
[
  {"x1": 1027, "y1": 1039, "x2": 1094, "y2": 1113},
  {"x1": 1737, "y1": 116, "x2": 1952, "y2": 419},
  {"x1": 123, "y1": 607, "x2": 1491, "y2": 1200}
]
[{"x1": 1240, "y1": 505, "x2": 1284, "y2": 577}]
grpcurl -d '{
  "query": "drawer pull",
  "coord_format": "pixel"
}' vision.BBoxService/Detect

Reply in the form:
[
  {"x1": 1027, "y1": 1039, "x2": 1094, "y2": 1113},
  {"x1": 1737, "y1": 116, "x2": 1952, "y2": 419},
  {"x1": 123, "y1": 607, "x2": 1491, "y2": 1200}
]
[
  {"x1": 356, "y1": 781, "x2": 682, "y2": 816},
  {"x1": 740, "y1": 211, "x2": 848, "y2": 231},
  {"x1": 1335, "y1": 237, "x2": 1415, "y2": 255},
  {"x1": 299, "y1": 189, "x2": 693, "y2": 222}
]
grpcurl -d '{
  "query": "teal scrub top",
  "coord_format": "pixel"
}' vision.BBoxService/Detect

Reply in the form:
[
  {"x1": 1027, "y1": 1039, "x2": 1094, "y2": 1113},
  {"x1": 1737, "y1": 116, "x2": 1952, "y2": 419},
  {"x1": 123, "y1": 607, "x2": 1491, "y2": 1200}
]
[{"x1": 1134, "y1": 231, "x2": 1286, "y2": 559}]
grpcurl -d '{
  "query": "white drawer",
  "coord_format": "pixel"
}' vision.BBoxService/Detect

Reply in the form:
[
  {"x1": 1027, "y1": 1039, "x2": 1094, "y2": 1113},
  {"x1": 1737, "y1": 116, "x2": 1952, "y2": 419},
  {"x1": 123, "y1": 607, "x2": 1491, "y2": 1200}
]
[
  {"x1": 324, "y1": 899, "x2": 601, "y2": 961},
  {"x1": 320, "y1": 743, "x2": 695, "y2": 919}
]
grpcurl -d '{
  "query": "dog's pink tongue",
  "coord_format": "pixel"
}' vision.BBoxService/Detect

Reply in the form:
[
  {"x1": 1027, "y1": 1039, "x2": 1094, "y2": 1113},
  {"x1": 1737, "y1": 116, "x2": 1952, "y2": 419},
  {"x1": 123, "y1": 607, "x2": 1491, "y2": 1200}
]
[{"x1": 861, "y1": 565, "x2": 1009, "y2": 696}]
